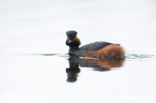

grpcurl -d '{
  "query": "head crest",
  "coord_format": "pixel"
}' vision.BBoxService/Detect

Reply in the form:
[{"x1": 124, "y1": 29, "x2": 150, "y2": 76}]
[{"x1": 66, "y1": 30, "x2": 77, "y2": 39}]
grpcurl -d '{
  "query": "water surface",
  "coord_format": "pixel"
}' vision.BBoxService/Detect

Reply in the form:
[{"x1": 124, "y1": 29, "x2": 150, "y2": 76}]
[{"x1": 0, "y1": 0, "x2": 156, "y2": 103}]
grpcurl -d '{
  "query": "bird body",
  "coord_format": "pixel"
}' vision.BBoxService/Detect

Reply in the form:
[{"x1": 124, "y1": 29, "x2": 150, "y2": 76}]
[{"x1": 66, "y1": 30, "x2": 125, "y2": 59}]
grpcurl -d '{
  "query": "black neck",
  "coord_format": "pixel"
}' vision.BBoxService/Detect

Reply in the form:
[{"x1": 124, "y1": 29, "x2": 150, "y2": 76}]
[{"x1": 69, "y1": 47, "x2": 79, "y2": 51}]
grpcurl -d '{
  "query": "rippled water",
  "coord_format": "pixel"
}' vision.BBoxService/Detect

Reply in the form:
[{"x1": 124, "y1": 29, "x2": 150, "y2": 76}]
[{"x1": 0, "y1": 0, "x2": 156, "y2": 103}]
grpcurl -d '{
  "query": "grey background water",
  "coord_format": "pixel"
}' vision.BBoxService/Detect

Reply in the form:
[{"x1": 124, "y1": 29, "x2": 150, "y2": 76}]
[{"x1": 0, "y1": 0, "x2": 156, "y2": 103}]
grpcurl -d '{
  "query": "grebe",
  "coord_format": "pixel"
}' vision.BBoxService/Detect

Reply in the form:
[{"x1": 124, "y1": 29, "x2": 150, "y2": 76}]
[{"x1": 66, "y1": 30, "x2": 125, "y2": 59}]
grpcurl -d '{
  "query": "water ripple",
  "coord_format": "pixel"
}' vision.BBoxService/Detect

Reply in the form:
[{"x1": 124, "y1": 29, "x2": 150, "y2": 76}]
[{"x1": 126, "y1": 53, "x2": 154, "y2": 60}]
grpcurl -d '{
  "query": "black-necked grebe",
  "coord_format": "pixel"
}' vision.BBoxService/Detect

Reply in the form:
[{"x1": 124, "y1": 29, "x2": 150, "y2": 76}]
[{"x1": 66, "y1": 30, "x2": 125, "y2": 59}]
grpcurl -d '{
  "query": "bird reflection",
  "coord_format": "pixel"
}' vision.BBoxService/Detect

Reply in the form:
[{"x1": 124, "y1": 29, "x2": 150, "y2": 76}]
[{"x1": 66, "y1": 55, "x2": 125, "y2": 82}]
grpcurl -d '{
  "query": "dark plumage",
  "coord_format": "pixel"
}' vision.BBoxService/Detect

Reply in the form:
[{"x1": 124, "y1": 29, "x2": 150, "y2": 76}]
[
  {"x1": 80, "y1": 41, "x2": 112, "y2": 51},
  {"x1": 65, "y1": 30, "x2": 125, "y2": 58},
  {"x1": 66, "y1": 30, "x2": 77, "y2": 39}
]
